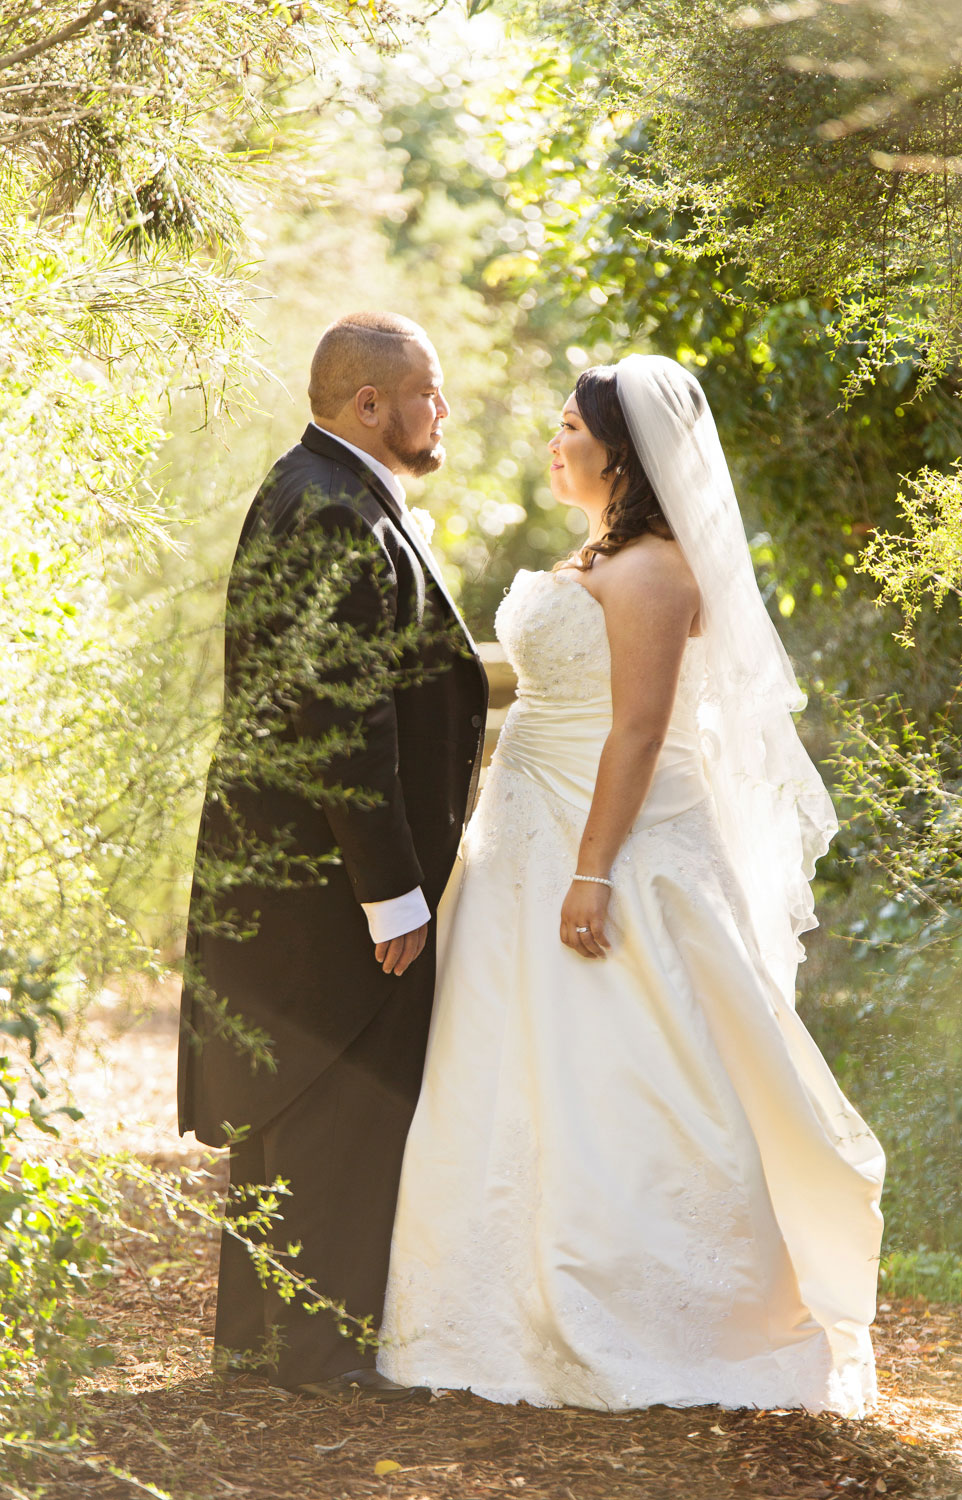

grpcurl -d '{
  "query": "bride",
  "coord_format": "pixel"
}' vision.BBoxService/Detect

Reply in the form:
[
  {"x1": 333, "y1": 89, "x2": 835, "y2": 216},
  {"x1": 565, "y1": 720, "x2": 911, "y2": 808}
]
[{"x1": 377, "y1": 353, "x2": 885, "y2": 1416}]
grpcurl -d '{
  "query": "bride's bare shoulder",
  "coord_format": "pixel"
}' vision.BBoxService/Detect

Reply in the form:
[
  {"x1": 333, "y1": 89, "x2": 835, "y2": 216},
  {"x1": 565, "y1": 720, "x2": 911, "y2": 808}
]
[{"x1": 595, "y1": 535, "x2": 699, "y2": 607}]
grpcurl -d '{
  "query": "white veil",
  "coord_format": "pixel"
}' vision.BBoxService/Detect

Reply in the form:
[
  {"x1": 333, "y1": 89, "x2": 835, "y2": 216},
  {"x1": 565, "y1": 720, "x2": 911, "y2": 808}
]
[{"x1": 615, "y1": 353, "x2": 838, "y2": 1008}]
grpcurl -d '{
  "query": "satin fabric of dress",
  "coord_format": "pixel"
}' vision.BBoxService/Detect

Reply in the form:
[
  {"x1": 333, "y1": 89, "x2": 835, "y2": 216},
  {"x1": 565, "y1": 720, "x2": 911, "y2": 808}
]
[{"x1": 378, "y1": 568, "x2": 884, "y2": 1414}]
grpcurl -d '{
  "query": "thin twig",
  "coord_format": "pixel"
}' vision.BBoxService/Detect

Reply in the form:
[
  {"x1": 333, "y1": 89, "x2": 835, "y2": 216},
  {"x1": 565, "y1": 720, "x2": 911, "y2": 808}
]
[{"x1": 0, "y1": 1, "x2": 111, "y2": 72}]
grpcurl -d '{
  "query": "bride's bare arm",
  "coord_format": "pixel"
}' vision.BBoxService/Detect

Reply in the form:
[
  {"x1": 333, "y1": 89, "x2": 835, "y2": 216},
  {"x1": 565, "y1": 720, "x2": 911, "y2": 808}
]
[{"x1": 560, "y1": 538, "x2": 700, "y2": 959}]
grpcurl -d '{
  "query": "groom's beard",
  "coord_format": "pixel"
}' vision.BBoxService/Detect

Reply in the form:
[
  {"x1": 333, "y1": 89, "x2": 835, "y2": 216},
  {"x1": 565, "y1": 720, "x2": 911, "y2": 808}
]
[{"x1": 384, "y1": 406, "x2": 445, "y2": 477}]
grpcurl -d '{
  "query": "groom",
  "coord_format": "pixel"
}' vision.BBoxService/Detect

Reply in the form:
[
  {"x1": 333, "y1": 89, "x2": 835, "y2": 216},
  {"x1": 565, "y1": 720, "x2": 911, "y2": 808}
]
[{"x1": 177, "y1": 311, "x2": 487, "y2": 1398}]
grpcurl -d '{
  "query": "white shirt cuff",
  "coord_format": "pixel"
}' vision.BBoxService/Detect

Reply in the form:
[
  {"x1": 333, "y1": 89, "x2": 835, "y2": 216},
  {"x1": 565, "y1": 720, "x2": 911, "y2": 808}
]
[{"x1": 361, "y1": 886, "x2": 430, "y2": 943}]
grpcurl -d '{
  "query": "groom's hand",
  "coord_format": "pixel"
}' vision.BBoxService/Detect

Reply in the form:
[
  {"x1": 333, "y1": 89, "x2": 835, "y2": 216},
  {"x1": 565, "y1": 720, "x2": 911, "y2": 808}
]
[{"x1": 375, "y1": 923, "x2": 428, "y2": 977}]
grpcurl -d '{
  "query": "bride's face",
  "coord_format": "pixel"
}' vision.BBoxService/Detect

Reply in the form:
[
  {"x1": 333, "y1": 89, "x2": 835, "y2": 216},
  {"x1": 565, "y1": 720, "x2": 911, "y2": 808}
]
[{"x1": 548, "y1": 395, "x2": 610, "y2": 515}]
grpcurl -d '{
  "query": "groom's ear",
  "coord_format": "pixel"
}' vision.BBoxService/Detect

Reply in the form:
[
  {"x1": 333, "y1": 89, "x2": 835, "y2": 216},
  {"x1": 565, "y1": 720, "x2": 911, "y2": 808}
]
[{"x1": 354, "y1": 385, "x2": 380, "y2": 428}]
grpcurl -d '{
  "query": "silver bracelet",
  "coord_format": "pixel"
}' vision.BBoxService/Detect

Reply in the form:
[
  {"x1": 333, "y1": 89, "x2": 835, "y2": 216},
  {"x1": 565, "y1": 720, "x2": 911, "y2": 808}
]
[{"x1": 572, "y1": 873, "x2": 614, "y2": 889}]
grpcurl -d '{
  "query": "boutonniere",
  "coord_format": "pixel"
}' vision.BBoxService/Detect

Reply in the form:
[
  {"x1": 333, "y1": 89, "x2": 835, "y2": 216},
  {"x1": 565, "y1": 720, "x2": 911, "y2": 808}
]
[{"x1": 408, "y1": 506, "x2": 436, "y2": 545}]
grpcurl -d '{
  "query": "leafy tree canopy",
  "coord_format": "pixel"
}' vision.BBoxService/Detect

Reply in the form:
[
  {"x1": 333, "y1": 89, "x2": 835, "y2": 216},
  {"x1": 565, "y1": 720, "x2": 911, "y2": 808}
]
[{"x1": 554, "y1": 0, "x2": 962, "y2": 389}]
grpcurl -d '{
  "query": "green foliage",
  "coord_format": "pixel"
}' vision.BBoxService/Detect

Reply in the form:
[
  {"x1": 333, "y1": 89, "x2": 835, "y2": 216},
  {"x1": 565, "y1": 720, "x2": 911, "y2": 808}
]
[
  {"x1": 555, "y1": 0, "x2": 962, "y2": 388},
  {"x1": 0, "y1": 0, "x2": 411, "y2": 246},
  {"x1": 207, "y1": 525, "x2": 450, "y2": 830},
  {"x1": 861, "y1": 463, "x2": 962, "y2": 642},
  {"x1": 0, "y1": 1106, "x2": 115, "y2": 1444},
  {"x1": 0, "y1": 1114, "x2": 376, "y2": 1466},
  {"x1": 513, "y1": 0, "x2": 962, "y2": 718},
  {"x1": 476, "y1": 96, "x2": 962, "y2": 696},
  {"x1": 832, "y1": 696, "x2": 962, "y2": 917},
  {"x1": 881, "y1": 1248, "x2": 962, "y2": 1305},
  {"x1": 0, "y1": 419, "x2": 206, "y2": 988},
  {"x1": 0, "y1": 959, "x2": 113, "y2": 1446},
  {"x1": 118, "y1": 1156, "x2": 379, "y2": 1366},
  {"x1": 0, "y1": 0, "x2": 434, "y2": 1462},
  {"x1": 802, "y1": 920, "x2": 962, "y2": 1257}
]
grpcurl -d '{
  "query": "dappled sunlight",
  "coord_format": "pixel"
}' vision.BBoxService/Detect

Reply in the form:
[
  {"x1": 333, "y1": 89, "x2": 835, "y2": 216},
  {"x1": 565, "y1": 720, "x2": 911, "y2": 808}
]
[{"x1": 36, "y1": 1232, "x2": 962, "y2": 1499}]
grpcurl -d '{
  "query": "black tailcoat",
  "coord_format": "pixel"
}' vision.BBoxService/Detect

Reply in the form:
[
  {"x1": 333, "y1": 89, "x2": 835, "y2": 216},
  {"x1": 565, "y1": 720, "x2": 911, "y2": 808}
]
[{"x1": 178, "y1": 425, "x2": 487, "y2": 1148}]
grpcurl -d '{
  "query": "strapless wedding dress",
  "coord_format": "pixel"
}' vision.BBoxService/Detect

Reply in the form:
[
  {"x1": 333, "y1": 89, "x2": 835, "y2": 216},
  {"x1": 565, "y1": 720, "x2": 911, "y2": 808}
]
[{"x1": 378, "y1": 568, "x2": 884, "y2": 1415}]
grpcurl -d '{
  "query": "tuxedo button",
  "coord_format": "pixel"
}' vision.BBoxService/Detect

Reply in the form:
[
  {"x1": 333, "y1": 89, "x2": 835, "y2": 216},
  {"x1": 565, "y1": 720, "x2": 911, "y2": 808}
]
[{"x1": 471, "y1": 714, "x2": 483, "y2": 728}]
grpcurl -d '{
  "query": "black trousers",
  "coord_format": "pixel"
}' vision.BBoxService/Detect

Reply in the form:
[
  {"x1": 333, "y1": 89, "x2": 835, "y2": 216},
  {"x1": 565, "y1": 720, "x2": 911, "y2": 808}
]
[{"x1": 212, "y1": 968, "x2": 434, "y2": 1386}]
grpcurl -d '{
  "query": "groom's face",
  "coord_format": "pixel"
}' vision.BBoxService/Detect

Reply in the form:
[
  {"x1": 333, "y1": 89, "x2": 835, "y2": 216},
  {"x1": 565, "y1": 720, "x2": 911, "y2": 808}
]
[{"x1": 383, "y1": 341, "x2": 449, "y2": 477}]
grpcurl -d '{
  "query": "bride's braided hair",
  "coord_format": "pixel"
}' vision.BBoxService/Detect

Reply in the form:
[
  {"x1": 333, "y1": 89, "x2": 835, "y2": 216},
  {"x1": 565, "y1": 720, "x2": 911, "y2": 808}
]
[{"x1": 561, "y1": 364, "x2": 674, "y2": 571}]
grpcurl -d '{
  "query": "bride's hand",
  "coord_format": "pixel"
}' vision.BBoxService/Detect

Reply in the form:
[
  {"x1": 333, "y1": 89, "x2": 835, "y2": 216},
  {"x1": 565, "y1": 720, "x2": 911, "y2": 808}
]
[{"x1": 560, "y1": 882, "x2": 611, "y2": 959}]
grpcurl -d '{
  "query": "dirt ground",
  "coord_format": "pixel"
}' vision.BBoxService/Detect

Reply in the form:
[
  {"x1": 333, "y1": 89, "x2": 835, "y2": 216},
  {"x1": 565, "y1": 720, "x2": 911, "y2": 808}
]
[{"x1": 21, "y1": 999, "x2": 962, "y2": 1500}]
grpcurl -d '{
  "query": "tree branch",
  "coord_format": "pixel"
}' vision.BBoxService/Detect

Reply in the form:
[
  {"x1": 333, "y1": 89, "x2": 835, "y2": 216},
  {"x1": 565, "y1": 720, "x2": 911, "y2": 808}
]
[{"x1": 0, "y1": 1, "x2": 110, "y2": 72}]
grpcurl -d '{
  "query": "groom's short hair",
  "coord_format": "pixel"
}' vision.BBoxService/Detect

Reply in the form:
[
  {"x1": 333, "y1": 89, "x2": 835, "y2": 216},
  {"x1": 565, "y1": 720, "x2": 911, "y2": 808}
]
[{"x1": 309, "y1": 311, "x2": 429, "y2": 420}]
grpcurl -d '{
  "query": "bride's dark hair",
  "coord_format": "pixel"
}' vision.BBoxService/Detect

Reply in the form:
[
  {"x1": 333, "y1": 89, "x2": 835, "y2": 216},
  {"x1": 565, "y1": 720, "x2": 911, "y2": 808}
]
[{"x1": 558, "y1": 363, "x2": 673, "y2": 571}]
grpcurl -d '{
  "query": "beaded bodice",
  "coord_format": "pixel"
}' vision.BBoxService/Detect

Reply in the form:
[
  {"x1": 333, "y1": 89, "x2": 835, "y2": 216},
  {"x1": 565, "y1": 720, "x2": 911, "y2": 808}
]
[
  {"x1": 494, "y1": 568, "x2": 706, "y2": 719},
  {"x1": 489, "y1": 569, "x2": 709, "y2": 825}
]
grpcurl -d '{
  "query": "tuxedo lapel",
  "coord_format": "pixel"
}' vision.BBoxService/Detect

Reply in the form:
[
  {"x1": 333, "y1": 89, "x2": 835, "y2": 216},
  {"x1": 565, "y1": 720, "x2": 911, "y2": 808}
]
[
  {"x1": 299, "y1": 425, "x2": 477, "y2": 646},
  {"x1": 388, "y1": 499, "x2": 474, "y2": 641}
]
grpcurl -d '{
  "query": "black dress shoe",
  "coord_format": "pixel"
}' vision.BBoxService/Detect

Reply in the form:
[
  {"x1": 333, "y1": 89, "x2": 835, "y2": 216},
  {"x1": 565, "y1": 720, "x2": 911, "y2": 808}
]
[{"x1": 286, "y1": 1368, "x2": 431, "y2": 1403}]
